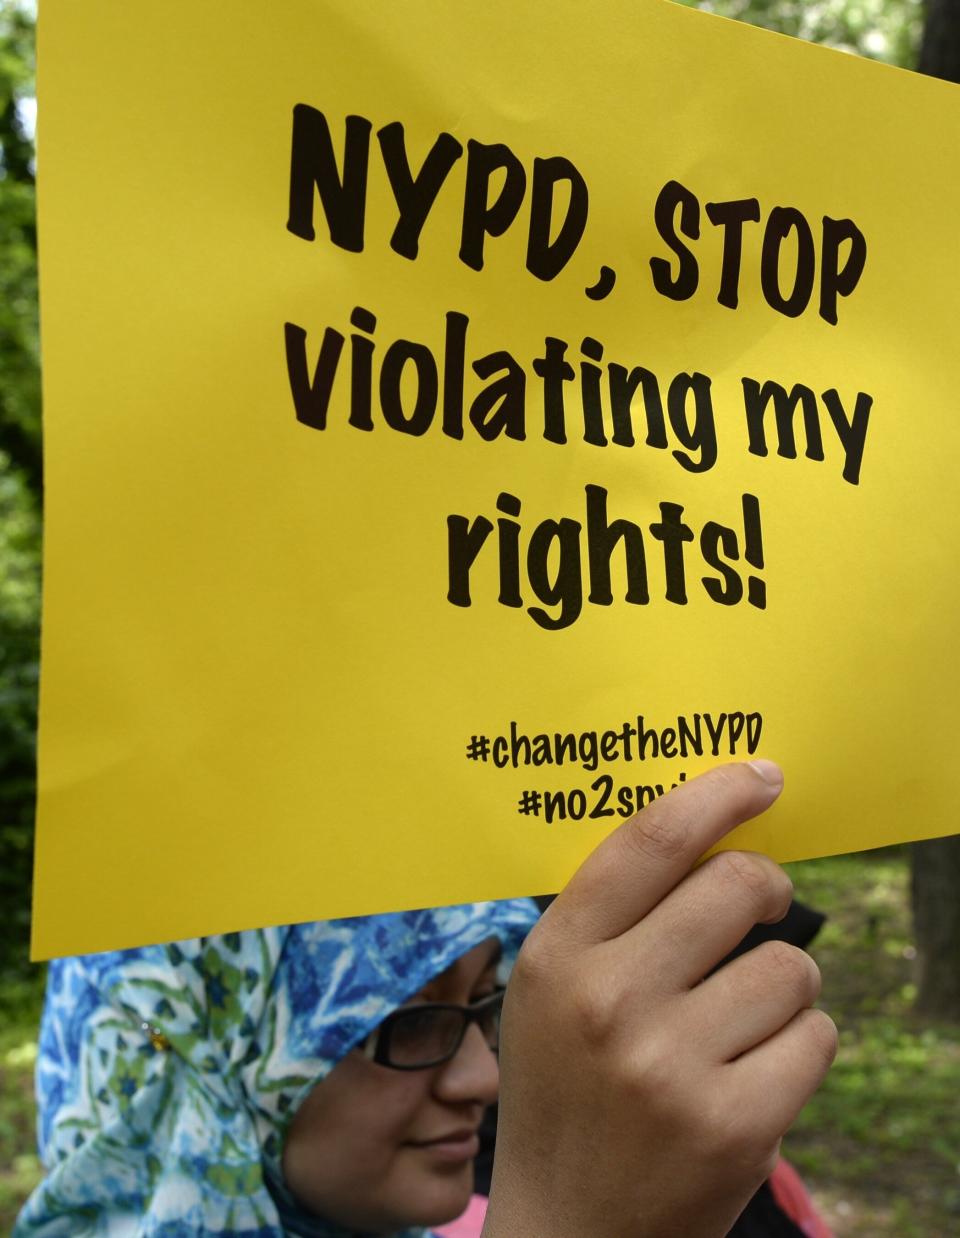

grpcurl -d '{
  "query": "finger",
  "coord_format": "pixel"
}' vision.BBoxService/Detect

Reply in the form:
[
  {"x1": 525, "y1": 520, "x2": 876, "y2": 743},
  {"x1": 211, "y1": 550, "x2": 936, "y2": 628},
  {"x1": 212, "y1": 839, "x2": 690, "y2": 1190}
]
[
  {"x1": 630, "y1": 852, "x2": 793, "y2": 991},
  {"x1": 725, "y1": 1006, "x2": 838, "y2": 1138},
  {"x1": 548, "y1": 761, "x2": 784, "y2": 944},
  {"x1": 683, "y1": 940, "x2": 821, "y2": 1060}
]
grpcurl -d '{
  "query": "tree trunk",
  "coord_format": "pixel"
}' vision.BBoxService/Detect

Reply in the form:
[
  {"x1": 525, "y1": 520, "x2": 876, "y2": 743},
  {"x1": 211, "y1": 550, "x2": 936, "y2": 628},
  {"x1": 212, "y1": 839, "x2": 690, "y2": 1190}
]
[
  {"x1": 909, "y1": 3, "x2": 960, "y2": 1022},
  {"x1": 918, "y1": 0, "x2": 960, "y2": 78},
  {"x1": 911, "y1": 839, "x2": 960, "y2": 1018}
]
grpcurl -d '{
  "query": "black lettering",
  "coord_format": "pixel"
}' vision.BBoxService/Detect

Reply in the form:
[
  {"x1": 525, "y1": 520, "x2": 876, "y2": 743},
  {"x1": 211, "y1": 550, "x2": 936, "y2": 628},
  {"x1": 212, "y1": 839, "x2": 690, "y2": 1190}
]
[
  {"x1": 760, "y1": 206, "x2": 816, "y2": 318},
  {"x1": 579, "y1": 337, "x2": 607, "y2": 447},
  {"x1": 447, "y1": 514, "x2": 493, "y2": 606},
  {"x1": 742, "y1": 379, "x2": 824, "y2": 464},
  {"x1": 705, "y1": 197, "x2": 761, "y2": 308},
  {"x1": 585, "y1": 484, "x2": 649, "y2": 606},
  {"x1": 649, "y1": 502, "x2": 694, "y2": 604},
  {"x1": 589, "y1": 774, "x2": 616, "y2": 818},
  {"x1": 348, "y1": 307, "x2": 376, "y2": 432},
  {"x1": 650, "y1": 180, "x2": 700, "y2": 301},
  {"x1": 527, "y1": 518, "x2": 583, "y2": 631},
  {"x1": 287, "y1": 107, "x2": 371, "y2": 251},
  {"x1": 379, "y1": 339, "x2": 438, "y2": 435},
  {"x1": 579, "y1": 731, "x2": 599, "y2": 771},
  {"x1": 284, "y1": 322, "x2": 344, "y2": 429},
  {"x1": 567, "y1": 789, "x2": 587, "y2": 820},
  {"x1": 667, "y1": 372, "x2": 717, "y2": 473},
  {"x1": 531, "y1": 735, "x2": 552, "y2": 766},
  {"x1": 607, "y1": 365, "x2": 668, "y2": 451},
  {"x1": 533, "y1": 338, "x2": 575, "y2": 444},
  {"x1": 700, "y1": 522, "x2": 743, "y2": 605},
  {"x1": 555, "y1": 732, "x2": 577, "y2": 765},
  {"x1": 821, "y1": 388, "x2": 872, "y2": 485},
  {"x1": 543, "y1": 789, "x2": 567, "y2": 824},
  {"x1": 496, "y1": 491, "x2": 523, "y2": 607},
  {"x1": 469, "y1": 352, "x2": 526, "y2": 441},
  {"x1": 677, "y1": 714, "x2": 703, "y2": 758},
  {"x1": 526, "y1": 155, "x2": 589, "y2": 281},
  {"x1": 704, "y1": 712, "x2": 727, "y2": 755},
  {"x1": 510, "y1": 721, "x2": 531, "y2": 766},
  {"x1": 600, "y1": 730, "x2": 619, "y2": 762},
  {"x1": 459, "y1": 140, "x2": 527, "y2": 271},
  {"x1": 637, "y1": 716, "x2": 660, "y2": 759},
  {"x1": 742, "y1": 493, "x2": 766, "y2": 609},
  {"x1": 442, "y1": 311, "x2": 468, "y2": 440},
  {"x1": 377, "y1": 123, "x2": 463, "y2": 259},
  {"x1": 820, "y1": 216, "x2": 867, "y2": 325}
]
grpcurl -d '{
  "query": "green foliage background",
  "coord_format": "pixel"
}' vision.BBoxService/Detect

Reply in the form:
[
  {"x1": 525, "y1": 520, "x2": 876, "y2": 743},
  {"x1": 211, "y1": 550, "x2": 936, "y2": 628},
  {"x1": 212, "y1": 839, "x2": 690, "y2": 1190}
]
[
  {"x1": 0, "y1": 0, "x2": 40, "y2": 998},
  {"x1": 682, "y1": 0, "x2": 923, "y2": 64}
]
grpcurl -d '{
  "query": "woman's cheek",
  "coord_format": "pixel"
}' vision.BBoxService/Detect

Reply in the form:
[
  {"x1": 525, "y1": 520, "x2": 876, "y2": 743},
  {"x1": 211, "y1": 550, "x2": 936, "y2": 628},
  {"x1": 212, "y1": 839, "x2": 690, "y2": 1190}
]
[
  {"x1": 282, "y1": 1062, "x2": 444, "y2": 1228},
  {"x1": 283, "y1": 1054, "x2": 432, "y2": 1190}
]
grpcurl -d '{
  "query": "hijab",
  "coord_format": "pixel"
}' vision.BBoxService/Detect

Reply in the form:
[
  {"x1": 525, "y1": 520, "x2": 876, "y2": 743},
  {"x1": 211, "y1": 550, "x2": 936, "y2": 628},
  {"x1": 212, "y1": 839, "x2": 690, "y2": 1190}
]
[{"x1": 15, "y1": 900, "x2": 539, "y2": 1237}]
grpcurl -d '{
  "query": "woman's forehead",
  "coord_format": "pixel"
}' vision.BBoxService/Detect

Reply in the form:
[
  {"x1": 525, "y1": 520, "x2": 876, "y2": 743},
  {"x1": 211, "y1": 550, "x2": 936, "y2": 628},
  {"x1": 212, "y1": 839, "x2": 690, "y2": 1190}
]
[{"x1": 419, "y1": 937, "x2": 503, "y2": 998}]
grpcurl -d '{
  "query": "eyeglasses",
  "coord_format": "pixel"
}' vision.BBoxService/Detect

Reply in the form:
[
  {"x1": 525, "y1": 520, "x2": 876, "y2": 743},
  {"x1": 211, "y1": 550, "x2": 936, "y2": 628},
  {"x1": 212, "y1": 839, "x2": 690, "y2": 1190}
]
[{"x1": 362, "y1": 989, "x2": 505, "y2": 1071}]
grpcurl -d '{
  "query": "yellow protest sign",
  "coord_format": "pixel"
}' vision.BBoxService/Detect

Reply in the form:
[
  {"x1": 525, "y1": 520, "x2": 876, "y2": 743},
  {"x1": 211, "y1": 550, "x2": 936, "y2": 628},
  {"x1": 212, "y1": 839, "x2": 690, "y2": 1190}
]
[{"x1": 34, "y1": 0, "x2": 960, "y2": 957}]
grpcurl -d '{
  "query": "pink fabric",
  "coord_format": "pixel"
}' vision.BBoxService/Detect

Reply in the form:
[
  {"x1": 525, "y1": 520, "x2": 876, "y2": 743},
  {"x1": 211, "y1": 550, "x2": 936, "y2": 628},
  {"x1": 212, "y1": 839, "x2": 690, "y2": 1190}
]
[
  {"x1": 434, "y1": 1193, "x2": 488, "y2": 1238},
  {"x1": 769, "y1": 1158, "x2": 834, "y2": 1238}
]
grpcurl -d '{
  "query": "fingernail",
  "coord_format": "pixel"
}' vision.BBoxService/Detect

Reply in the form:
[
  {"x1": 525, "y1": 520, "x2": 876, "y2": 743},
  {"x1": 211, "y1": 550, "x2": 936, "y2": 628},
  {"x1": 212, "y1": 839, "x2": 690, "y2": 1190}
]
[{"x1": 747, "y1": 759, "x2": 783, "y2": 788}]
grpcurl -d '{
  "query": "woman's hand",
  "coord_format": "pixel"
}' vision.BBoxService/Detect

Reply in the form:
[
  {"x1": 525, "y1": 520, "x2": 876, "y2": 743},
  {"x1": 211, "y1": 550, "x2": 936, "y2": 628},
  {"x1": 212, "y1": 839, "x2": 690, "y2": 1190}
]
[{"x1": 484, "y1": 762, "x2": 837, "y2": 1238}]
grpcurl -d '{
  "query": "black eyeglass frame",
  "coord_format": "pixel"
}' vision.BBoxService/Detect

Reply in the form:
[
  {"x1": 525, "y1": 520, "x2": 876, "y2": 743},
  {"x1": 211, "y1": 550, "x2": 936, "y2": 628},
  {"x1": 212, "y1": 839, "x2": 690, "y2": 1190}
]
[{"x1": 362, "y1": 989, "x2": 505, "y2": 1071}]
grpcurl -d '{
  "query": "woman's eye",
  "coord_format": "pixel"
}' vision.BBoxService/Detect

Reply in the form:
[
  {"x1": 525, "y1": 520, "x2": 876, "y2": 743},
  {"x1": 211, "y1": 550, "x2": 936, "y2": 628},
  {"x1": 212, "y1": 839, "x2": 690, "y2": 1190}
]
[
  {"x1": 394, "y1": 1008, "x2": 436, "y2": 1036},
  {"x1": 471, "y1": 986, "x2": 500, "y2": 1003}
]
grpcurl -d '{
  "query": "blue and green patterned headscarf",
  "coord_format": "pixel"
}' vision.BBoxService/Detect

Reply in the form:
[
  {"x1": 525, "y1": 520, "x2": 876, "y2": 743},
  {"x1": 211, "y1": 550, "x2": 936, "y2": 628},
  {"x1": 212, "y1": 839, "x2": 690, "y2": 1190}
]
[{"x1": 15, "y1": 901, "x2": 538, "y2": 1237}]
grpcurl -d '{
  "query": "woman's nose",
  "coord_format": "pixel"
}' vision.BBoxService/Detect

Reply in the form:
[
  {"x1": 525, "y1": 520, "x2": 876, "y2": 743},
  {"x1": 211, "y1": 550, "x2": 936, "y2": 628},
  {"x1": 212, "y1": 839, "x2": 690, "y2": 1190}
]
[{"x1": 432, "y1": 1023, "x2": 500, "y2": 1106}]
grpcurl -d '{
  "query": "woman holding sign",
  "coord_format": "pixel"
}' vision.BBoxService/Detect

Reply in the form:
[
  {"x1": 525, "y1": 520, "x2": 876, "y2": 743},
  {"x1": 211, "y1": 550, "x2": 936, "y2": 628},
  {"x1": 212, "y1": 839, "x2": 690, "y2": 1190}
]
[
  {"x1": 17, "y1": 763, "x2": 836, "y2": 1236},
  {"x1": 15, "y1": 900, "x2": 536, "y2": 1235}
]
